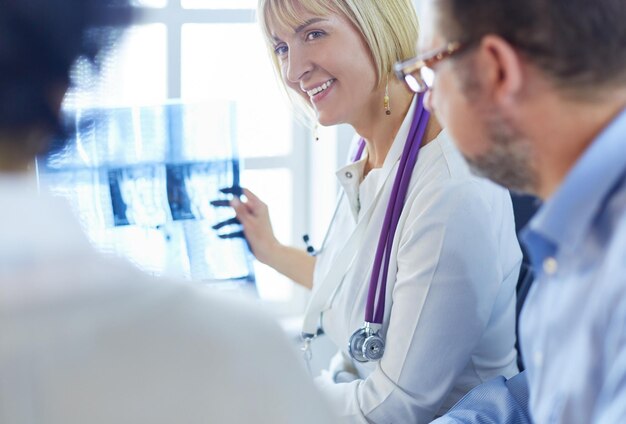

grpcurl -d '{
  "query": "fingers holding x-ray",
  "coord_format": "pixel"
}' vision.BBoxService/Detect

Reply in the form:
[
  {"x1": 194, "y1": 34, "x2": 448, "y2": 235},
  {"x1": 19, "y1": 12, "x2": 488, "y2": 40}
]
[
  {"x1": 210, "y1": 199, "x2": 232, "y2": 208},
  {"x1": 218, "y1": 231, "x2": 245, "y2": 240},
  {"x1": 224, "y1": 189, "x2": 279, "y2": 263},
  {"x1": 211, "y1": 217, "x2": 241, "y2": 230},
  {"x1": 211, "y1": 184, "x2": 246, "y2": 241},
  {"x1": 219, "y1": 185, "x2": 244, "y2": 197}
]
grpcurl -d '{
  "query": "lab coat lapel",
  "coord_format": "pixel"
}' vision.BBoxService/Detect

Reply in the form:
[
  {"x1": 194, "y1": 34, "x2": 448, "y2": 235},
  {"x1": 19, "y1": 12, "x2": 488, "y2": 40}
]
[
  {"x1": 302, "y1": 97, "x2": 418, "y2": 336},
  {"x1": 302, "y1": 190, "x2": 386, "y2": 335},
  {"x1": 304, "y1": 148, "x2": 408, "y2": 333},
  {"x1": 336, "y1": 158, "x2": 366, "y2": 221}
]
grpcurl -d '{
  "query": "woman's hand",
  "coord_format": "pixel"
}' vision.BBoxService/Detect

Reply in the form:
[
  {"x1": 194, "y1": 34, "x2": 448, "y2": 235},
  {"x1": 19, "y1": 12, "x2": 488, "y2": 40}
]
[
  {"x1": 230, "y1": 188, "x2": 280, "y2": 265},
  {"x1": 230, "y1": 188, "x2": 316, "y2": 289}
]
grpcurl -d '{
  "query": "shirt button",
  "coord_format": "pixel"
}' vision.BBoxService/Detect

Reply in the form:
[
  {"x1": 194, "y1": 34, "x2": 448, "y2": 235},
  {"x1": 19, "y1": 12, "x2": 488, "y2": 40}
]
[
  {"x1": 345, "y1": 171, "x2": 353, "y2": 179},
  {"x1": 534, "y1": 351, "x2": 543, "y2": 367},
  {"x1": 543, "y1": 257, "x2": 558, "y2": 275}
]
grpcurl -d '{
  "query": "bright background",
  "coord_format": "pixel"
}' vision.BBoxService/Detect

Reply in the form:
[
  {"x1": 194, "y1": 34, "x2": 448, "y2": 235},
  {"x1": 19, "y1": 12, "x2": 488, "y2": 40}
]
[{"x1": 62, "y1": 0, "x2": 357, "y2": 316}]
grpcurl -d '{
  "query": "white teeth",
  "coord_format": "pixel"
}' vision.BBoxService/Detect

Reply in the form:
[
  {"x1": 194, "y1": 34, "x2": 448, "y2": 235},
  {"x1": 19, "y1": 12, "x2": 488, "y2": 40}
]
[{"x1": 307, "y1": 79, "x2": 335, "y2": 97}]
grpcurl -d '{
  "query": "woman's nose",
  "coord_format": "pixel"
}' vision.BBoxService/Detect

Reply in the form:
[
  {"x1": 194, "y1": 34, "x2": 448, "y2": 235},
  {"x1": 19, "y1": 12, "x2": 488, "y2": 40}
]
[{"x1": 285, "y1": 47, "x2": 311, "y2": 84}]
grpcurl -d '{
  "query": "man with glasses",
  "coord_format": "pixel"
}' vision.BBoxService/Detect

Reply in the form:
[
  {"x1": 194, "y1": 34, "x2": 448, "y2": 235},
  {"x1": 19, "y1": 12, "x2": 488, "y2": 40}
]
[{"x1": 394, "y1": 0, "x2": 626, "y2": 423}]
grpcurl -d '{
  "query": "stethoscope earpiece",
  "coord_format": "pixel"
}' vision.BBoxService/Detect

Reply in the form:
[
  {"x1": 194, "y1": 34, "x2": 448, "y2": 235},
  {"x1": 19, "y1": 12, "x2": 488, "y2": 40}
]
[{"x1": 348, "y1": 323, "x2": 385, "y2": 362}]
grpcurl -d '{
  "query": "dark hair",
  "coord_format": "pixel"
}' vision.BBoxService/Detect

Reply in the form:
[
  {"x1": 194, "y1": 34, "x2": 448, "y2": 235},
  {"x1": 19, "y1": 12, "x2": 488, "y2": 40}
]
[
  {"x1": 438, "y1": 0, "x2": 626, "y2": 90},
  {"x1": 0, "y1": 0, "x2": 134, "y2": 133}
]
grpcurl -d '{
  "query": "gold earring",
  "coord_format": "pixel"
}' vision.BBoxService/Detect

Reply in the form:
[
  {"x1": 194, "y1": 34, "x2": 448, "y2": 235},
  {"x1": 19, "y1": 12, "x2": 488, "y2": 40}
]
[{"x1": 384, "y1": 74, "x2": 391, "y2": 115}]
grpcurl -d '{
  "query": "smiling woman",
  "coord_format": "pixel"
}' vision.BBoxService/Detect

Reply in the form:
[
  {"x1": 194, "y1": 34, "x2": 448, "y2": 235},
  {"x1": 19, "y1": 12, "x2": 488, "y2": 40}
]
[
  {"x1": 272, "y1": 13, "x2": 380, "y2": 128},
  {"x1": 223, "y1": 1, "x2": 525, "y2": 422},
  {"x1": 261, "y1": 0, "x2": 418, "y2": 127}
]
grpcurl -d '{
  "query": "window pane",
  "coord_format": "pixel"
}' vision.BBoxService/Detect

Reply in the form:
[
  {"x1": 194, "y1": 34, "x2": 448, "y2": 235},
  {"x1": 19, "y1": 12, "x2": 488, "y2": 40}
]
[
  {"x1": 102, "y1": 25, "x2": 167, "y2": 105},
  {"x1": 65, "y1": 24, "x2": 167, "y2": 110},
  {"x1": 181, "y1": 0, "x2": 256, "y2": 9},
  {"x1": 181, "y1": 23, "x2": 292, "y2": 158},
  {"x1": 132, "y1": 0, "x2": 167, "y2": 7},
  {"x1": 242, "y1": 168, "x2": 294, "y2": 301}
]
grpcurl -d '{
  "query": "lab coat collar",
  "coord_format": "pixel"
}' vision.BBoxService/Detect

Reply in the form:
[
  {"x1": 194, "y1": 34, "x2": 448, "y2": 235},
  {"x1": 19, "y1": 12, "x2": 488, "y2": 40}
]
[
  {"x1": 335, "y1": 156, "x2": 367, "y2": 221},
  {"x1": 336, "y1": 96, "x2": 417, "y2": 220}
]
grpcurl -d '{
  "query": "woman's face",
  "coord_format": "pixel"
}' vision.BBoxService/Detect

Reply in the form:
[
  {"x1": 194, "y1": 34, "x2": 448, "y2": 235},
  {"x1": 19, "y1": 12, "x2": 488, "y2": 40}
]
[{"x1": 269, "y1": 8, "x2": 379, "y2": 127}]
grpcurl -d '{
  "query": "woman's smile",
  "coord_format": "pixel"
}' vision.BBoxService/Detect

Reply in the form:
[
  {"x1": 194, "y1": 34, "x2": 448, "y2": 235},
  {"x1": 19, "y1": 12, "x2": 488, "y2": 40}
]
[{"x1": 306, "y1": 78, "x2": 336, "y2": 105}]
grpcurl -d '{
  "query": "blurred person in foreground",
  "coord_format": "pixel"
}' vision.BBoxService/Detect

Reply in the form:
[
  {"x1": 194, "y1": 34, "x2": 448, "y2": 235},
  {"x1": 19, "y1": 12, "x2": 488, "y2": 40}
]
[
  {"x1": 0, "y1": 1, "x2": 335, "y2": 423},
  {"x1": 393, "y1": 0, "x2": 626, "y2": 422}
]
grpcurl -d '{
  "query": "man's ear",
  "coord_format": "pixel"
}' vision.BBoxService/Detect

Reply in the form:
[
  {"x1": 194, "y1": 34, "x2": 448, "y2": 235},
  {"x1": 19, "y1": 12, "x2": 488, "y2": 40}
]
[{"x1": 475, "y1": 35, "x2": 523, "y2": 106}]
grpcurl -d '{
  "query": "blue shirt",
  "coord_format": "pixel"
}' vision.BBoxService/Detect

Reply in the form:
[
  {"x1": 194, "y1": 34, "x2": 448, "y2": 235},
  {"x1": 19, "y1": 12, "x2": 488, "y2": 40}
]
[
  {"x1": 520, "y1": 106, "x2": 626, "y2": 423},
  {"x1": 433, "y1": 106, "x2": 626, "y2": 424}
]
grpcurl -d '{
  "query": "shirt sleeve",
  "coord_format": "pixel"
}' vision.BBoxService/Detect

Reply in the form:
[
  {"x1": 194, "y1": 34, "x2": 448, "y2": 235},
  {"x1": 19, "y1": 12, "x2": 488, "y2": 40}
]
[
  {"x1": 318, "y1": 179, "x2": 521, "y2": 423},
  {"x1": 591, "y1": 273, "x2": 626, "y2": 423},
  {"x1": 432, "y1": 372, "x2": 531, "y2": 424}
]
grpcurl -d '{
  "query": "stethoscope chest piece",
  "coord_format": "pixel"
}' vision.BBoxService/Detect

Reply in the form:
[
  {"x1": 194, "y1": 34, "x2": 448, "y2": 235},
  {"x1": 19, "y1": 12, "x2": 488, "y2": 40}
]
[{"x1": 348, "y1": 323, "x2": 385, "y2": 362}]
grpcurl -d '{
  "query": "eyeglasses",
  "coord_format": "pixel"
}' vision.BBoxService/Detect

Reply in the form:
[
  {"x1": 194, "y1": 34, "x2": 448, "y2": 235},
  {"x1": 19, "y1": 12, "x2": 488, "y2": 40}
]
[{"x1": 394, "y1": 41, "x2": 465, "y2": 93}]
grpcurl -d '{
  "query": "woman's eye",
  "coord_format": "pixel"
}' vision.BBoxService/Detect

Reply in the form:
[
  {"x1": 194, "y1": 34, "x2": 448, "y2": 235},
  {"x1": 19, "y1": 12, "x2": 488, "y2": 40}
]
[
  {"x1": 305, "y1": 30, "x2": 325, "y2": 41},
  {"x1": 274, "y1": 44, "x2": 288, "y2": 56}
]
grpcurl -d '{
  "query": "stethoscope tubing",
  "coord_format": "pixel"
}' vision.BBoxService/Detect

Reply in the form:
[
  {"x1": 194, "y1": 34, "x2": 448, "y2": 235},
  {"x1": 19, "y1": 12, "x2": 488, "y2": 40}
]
[
  {"x1": 311, "y1": 93, "x2": 429, "y2": 332},
  {"x1": 365, "y1": 95, "x2": 429, "y2": 324}
]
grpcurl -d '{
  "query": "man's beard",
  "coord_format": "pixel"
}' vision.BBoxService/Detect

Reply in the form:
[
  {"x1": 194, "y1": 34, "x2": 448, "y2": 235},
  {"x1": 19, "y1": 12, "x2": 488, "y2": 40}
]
[
  {"x1": 464, "y1": 111, "x2": 538, "y2": 194},
  {"x1": 454, "y1": 57, "x2": 539, "y2": 194}
]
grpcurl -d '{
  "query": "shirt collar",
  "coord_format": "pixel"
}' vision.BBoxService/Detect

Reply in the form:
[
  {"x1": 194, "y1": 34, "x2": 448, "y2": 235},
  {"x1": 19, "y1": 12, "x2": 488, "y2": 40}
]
[{"x1": 522, "y1": 106, "x2": 626, "y2": 272}]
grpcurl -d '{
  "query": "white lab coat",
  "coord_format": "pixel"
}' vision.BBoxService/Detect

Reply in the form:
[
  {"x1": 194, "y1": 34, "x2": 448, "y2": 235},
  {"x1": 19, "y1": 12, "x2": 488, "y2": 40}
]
[
  {"x1": 312, "y1": 99, "x2": 522, "y2": 423},
  {"x1": 0, "y1": 175, "x2": 336, "y2": 424}
]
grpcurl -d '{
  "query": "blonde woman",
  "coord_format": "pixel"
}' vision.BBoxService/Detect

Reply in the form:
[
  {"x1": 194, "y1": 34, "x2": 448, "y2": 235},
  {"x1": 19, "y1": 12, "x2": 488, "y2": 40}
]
[{"x1": 230, "y1": 0, "x2": 522, "y2": 422}]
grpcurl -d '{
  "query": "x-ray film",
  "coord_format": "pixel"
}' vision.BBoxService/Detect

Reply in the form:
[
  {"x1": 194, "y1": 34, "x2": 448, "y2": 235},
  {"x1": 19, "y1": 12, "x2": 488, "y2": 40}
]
[{"x1": 37, "y1": 102, "x2": 254, "y2": 285}]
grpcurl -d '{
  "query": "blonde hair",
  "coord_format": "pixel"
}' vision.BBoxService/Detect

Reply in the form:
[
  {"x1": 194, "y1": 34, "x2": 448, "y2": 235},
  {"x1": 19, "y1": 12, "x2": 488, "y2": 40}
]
[{"x1": 258, "y1": 0, "x2": 419, "y2": 120}]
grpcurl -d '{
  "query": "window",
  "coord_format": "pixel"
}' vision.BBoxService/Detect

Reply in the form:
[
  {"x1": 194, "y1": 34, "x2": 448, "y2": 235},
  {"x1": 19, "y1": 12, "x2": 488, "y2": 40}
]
[{"x1": 45, "y1": 1, "x2": 353, "y2": 316}]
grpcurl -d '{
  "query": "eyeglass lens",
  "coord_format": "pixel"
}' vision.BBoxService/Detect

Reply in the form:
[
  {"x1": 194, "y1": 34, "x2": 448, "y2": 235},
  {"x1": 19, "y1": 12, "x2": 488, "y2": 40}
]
[
  {"x1": 404, "y1": 66, "x2": 435, "y2": 93},
  {"x1": 404, "y1": 75, "x2": 423, "y2": 92},
  {"x1": 420, "y1": 67, "x2": 435, "y2": 88}
]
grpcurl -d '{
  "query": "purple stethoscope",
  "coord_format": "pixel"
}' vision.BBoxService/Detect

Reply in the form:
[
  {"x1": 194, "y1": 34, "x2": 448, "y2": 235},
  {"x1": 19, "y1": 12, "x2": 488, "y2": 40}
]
[{"x1": 347, "y1": 94, "x2": 430, "y2": 362}]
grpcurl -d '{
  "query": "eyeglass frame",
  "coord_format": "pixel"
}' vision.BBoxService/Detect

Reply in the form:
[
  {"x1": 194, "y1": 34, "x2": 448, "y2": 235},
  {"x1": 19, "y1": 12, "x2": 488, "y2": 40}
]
[{"x1": 393, "y1": 41, "x2": 468, "y2": 93}]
